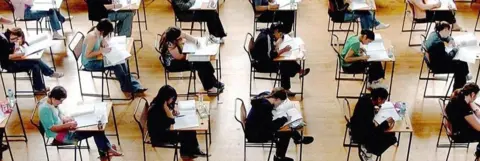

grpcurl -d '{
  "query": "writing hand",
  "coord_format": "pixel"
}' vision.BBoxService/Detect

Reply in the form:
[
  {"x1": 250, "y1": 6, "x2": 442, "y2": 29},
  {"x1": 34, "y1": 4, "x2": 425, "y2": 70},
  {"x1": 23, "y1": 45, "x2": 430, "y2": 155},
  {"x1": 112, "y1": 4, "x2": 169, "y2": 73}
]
[
  {"x1": 435, "y1": 1, "x2": 441, "y2": 8},
  {"x1": 283, "y1": 45, "x2": 292, "y2": 52},
  {"x1": 101, "y1": 47, "x2": 112, "y2": 53},
  {"x1": 172, "y1": 110, "x2": 180, "y2": 116},
  {"x1": 362, "y1": 55, "x2": 370, "y2": 61}
]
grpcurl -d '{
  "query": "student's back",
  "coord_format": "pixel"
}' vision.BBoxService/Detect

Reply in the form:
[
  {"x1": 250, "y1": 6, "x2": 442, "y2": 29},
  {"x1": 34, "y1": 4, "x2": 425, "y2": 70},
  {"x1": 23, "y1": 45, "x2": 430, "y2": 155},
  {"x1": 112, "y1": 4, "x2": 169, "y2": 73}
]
[
  {"x1": 251, "y1": 29, "x2": 274, "y2": 62},
  {"x1": 245, "y1": 92, "x2": 276, "y2": 142}
]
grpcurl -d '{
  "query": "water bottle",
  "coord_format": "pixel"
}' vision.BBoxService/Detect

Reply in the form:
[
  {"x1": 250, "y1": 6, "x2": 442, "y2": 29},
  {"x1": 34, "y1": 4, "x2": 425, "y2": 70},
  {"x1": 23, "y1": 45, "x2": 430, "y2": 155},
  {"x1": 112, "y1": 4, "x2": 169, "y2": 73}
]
[
  {"x1": 387, "y1": 45, "x2": 394, "y2": 58},
  {"x1": 398, "y1": 102, "x2": 406, "y2": 118},
  {"x1": 6, "y1": 89, "x2": 15, "y2": 108},
  {"x1": 198, "y1": 94, "x2": 208, "y2": 119}
]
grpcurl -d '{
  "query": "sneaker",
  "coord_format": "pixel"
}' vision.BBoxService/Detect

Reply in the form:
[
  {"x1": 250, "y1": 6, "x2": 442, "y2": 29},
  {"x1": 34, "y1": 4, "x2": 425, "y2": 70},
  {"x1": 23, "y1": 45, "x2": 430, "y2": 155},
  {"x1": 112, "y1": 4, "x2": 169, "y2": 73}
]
[
  {"x1": 207, "y1": 87, "x2": 223, "y2": 96},
  {"x1": 193, "y1": 150, "x2": 210, "y2": 157},
  {"x1": 375, "y1": 23, "x2": 390, "y2": 30},
  {"x1": 52, "y1": 32, "x2": 65, "y2": 40},
  {"x1": 134, "y1": 88, "x2": 148, "y2": 94},
  {"x1": 214, "y1": 82, "x2": 225, "y2": 89},
  {"x1": 360, "y1": 145, "x2": 374, "y2": 161},
  {"x1": 34, "y1": 87, "x2": 50, "y2": 95},
  {"x1": 0, "y1": 144, "x2": 8, "y2": 152},
  {"x1": 209, "y1": 35, "x2": 224, "y2": 44},
  {"x1": 367, "y1": 80, "x2": 385, "y2": 90},
  {"x1": 50, "y1": 72, "x2": 64, "y2": 78},
  {"x1": 274, "y1": 156, "x2": 294, "y2": 161},
  {"x1": 294, "y1": 136, "x2": 314, "y2": 144},
  {"x1": 299, "y1": 68, "x2": 310, "y2": 78},
  {"x1": 467, "y1": 73, "x2": 473, "y2": 81}
]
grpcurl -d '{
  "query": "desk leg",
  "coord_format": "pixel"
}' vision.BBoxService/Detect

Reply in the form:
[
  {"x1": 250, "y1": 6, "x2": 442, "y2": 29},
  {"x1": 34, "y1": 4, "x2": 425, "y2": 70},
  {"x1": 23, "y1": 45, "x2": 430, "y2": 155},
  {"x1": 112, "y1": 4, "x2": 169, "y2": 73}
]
[
  {"x1": 388, "y1": 61, "x2": 395, "y2": 101},
  {"x1": 65, "y1": 0, "x2": 73, "y2": 30},
  {"x1": 4, "y1": 130, "x2": 13, "y2": 161},
  {"x1": 49, "y1": 47, "x2": 56, "y2": 71},
  {"x1": 475, "y1": 61, "x2": 480, "y2": 83},
  {"x1": 406, "y1": 132, "x2": 413, "y2": 161},
  {"x1": 133, "y1": 41, "x2": 140, "y2": 78},
  {"x1": 208, "y1": 114, "x2": 212, "y2": 145},
  {"x1": 299, "y1": 130, "x2": 303, "y2": 161},
  {"x1": 294, "y1": 11, "x2": 297, "y2": 37},
  {"x1": 187, "y1": 64, "x2": 194, "y2": 100},
  {"x1": 300, "y1": 60, "x2": 305, "y2": 100},
  {"x1": 136, "y1": 10, "x2": 144, "y2": 48},
  {"x1": 397, "y1": 132, "x2": 401, "y2": 146},
  {"x1": 112, "y1": 106, "x2": 120, "y2": 145},
  {"x1": 142, "y1": 0, "x2": 148, "y2": 30},
  {"x1": 206, "y1": 130, "x2": 209, "y2": 161}
]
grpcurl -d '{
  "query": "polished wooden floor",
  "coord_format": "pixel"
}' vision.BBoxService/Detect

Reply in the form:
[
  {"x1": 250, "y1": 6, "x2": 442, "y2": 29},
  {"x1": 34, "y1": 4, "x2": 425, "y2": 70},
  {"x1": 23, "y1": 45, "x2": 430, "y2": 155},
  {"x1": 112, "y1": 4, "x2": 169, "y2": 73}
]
[{"x1": 1, "y1": 0, "x2": 480, "y2": 160}]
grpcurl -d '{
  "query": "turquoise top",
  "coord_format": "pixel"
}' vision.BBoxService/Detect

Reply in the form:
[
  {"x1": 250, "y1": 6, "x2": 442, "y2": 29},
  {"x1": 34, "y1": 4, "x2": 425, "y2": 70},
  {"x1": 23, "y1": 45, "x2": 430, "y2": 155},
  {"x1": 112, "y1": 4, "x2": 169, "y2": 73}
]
[
  {"x1": 38, "y1": 98, "x2": 75, "y2": 143},
  {"x1": 340, "y1": 36, "x2": 361, "y2": 67},
  {"x1": 81, "y1": 37, "x2": 102, "y2": 66}
]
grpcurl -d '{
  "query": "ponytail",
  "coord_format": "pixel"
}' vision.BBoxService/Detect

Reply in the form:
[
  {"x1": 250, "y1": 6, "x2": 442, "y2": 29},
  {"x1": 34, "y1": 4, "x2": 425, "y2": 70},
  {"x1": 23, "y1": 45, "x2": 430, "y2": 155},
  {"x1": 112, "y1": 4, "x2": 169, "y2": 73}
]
[{"x1": 451, "y1": 83, "x2": 480, "y2": 101}]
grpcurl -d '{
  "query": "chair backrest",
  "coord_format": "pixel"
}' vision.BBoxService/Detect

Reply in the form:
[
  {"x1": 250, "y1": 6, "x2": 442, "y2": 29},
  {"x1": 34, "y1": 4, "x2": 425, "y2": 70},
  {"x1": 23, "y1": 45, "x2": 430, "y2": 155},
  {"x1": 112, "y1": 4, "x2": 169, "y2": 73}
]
[
  {"x1": 243, "y1": 33, "x2": 255, "y2": 63},
  {"x1": 155, "y1": 33, "x2": 170, "y2": 70},
  {"x1": 68, "y1": 32, "x2": 85, "y2": 62},
  {"x1": 341, "y1": 98, "x2": 352, "y2": 123},
  {"x1": 420, "y1": 34, "x2": 432, "y2": 67},
  {"x1": 406, "y1": 0, "x2": 417, "y2": 19},
  {"x1": 30, "y1": 101, "x2": 46, "y2": 137},
  {"x1": 438, "y1": 99, "x2": 454, "y2": 136},
  {"x1": 331, "y1": 34, "x2": 344, "y2": 64},
  {"x1": 3, "y1": 0, "x2": 14, "y2": 13},
  {"x1": 134, "y1": 97, "x2": 150, "y2": 143},
  {"x1": 234, "y1": 98, "x2": 247, "y2": 132}
]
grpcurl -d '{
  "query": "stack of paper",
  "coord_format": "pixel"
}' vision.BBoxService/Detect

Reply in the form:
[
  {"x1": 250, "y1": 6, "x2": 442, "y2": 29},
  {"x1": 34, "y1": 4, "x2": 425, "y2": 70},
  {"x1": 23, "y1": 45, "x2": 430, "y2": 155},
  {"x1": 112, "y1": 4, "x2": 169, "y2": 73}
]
[
  {"x1": 103, "y1": 36, "x2": 131, "y2": 67},
  {"x1": 365, "y1": 34, "x2": 391, "y2": 61},
  {"x1": 451, "y1": 33, "x2": 480, "y2": 64},
  {"x1": 284, "y1": 108, "x2": 303, "y2": 126},
  {"x1": 350, "y1": 1, "x2": 370, "y2": 10},
  {"x1": 31, "y1": 0, "x2": 62, "y2": 10},
  {"x1": 24, "y1": 33, "x2": 53, "y2": 57},
  {"x1": 184, "y1": 37, "x2": 219, "y2": 62},
  {"x1": 61, "y1": 102, "x2": 109, "y2": 128},
  {"x1": 174, "y1": 100, "x2": 199, "y2": 130},
  {"x1": 374, "y1": 102, "x2": 401, "y2": 124},
  {"x1": 279, "y1": 35, "x2": 305, "y2": 58}
]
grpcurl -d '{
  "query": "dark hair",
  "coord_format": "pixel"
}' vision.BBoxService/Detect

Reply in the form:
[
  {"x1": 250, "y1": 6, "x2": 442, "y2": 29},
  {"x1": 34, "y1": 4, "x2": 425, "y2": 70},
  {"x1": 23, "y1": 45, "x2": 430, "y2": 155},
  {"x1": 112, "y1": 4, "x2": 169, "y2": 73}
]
[
  {"x1": 270, "y1": 23, "x2": 284, "y2": 32},
  {"x1": 88, "y1": 19, "x2": 113, "y2": 37},
  {"x1": 268, "y1": 87, "x2": 287, "y2": 100},
  {"x1": 370, "y1": 87, "x2": 388, "y2": 100},
  {"x1": 151, "y1": 85, "x2": 178, "y2": 110},
  {"x1": 158, "y1": 27, "x2": 183, "y2": 61},
  {"x1": 48, "y1": 86, "x2": 67, "y2": 100},
  {"x1": 4, "y1": 27, "x2": 26, "y2": 45},
  {"x1": 452, "y1": 83, "x2": 480, "y2": 101},
  {"x1": 360, "y1": 30, "x2": 375, "y2": 40},
  {"x1": 435, "y1": 21, "x2": 451, "y2": 32}
]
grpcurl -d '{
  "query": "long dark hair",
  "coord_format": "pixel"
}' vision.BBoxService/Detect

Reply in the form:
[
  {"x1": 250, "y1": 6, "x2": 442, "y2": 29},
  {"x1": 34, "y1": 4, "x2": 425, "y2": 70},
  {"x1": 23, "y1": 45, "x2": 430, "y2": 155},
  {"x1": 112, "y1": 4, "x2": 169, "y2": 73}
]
[
  {"x1": 451, "y1": 83, "x2": 480, "y2": 101},
  {"x1": 4, "y1": 27, "x2": 26, "y2": 45},
  {"x1": 150, "y1": 85, "x2": 178, "y2": 111},
  {"x1": 87, "y1": 19, "x2": 114, "y2": 37},
  {"x1": 158, "y1": 27, "x2": 182, "y2": 58}
]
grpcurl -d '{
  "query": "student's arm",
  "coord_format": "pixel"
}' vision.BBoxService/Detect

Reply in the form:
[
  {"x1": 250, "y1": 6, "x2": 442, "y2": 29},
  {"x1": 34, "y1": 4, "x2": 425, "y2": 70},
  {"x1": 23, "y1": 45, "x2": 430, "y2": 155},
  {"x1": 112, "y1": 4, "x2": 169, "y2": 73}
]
[
  {"x1": 173, "y1": 0, "x2": 195, "y2": 11},
  {"x1": 39, "y1": 107, "x2": 75, "y2": 132},
  {"x1": 83, "y1": 36, "x2": 104, "y2": 59},
  {"x1": 181, "y1": 32, "x2": 197, "y2": 43},
  {"x1": 168, "y1": 44, "x2": 186, "y2": 60},
  {"x1": 470, "y1": 103, "x2": 480, "y2": 118},
  {"x1": 343, "y1": 48, "x2": 368, "y2": 63},
  {"x1": 162, "y1": 102, "x2": 176, "y2": 125},
  {"x1": 465, "y1": 114, "x2": 480, "y2": 131},
  {"x1": 271, "y1": 117, "x2": 288, "y2": 130},
  {"x1": 412, "y1": 0, "x2": 440, "y2": 10}
]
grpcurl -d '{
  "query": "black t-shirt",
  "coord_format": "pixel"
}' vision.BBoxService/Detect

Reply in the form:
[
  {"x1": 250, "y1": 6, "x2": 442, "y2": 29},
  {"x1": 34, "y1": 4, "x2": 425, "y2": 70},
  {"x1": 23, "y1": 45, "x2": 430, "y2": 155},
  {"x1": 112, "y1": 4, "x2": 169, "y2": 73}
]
[
  {"x1": 446, "y1": 98, "x2": 475, "y2": 135},
  {"x1": 0, "y1": 33, "x2": 14, "y2": 70},
  {"x1": 86, "y1": 0, "x2": 111, "y2": 21}
]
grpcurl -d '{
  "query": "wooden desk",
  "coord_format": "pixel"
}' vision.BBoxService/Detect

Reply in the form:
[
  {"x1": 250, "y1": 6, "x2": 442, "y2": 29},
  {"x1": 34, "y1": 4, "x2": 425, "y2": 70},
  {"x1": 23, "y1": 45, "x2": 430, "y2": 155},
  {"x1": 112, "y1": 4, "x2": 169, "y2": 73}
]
[
  {"x1": 426, "y1": 0, "x2": 457, "y2": 11},
  {"x1": 0, "y1": 103, "x2": 16, "y2": 161},
  {"x1": 274, "y1": 37, "x2": 306, "y2": 99},
  {"x1": 60, "y1": 102, "x2": 113, "y2": 131},
  {"x1": 31, "y1": 0, "x2": 63, "y2": 11},
  {"x1": 171, "y1": 101, "x2": 211, "y2": 161},
  {"x1": 349, "y1": 0, "x2": 377, "y2": 11},
  {"x1": 387, "y1": 113, "x2": 413, "y2": 161},
  {"x1": 277, "y1": 101, "x2": 305, "y2": 161},
  {"x1": 95, "y1": 37, "x2": 139, "y2": 79}
]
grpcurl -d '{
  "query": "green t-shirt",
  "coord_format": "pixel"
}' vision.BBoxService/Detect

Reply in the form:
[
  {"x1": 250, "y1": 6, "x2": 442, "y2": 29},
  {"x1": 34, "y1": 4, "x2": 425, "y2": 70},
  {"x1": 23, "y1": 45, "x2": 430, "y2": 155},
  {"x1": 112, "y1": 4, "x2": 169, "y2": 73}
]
[
  {"x1": 341, "y1": 36, "x2": 361, "y2": 67},
  {"x1": 38, "y1": 98, "x2": 75, "y2": 143}
]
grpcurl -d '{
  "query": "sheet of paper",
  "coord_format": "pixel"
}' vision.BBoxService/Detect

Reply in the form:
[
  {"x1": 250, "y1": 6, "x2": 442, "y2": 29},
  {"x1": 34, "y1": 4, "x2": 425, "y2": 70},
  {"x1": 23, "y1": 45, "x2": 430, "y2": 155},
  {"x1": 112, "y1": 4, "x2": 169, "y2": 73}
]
[
  {"x1": 365, "y1": 41, "x2": 385, "y2": 51},
  {"x1": 374, "y1": 102, "x2": 401, "y2": 124},
  {"x1": 284, "y1": 108, "x2": 303, "y2": 126},
  {"x1": 61, "y1": 104, "x2": 95, "y2": 117},
  {"x1": 103, "y1": 36, "x2": 131, "y2": 67},
  {"x1": 173, "y1": 114, "x2": 199, "y2": 130},
  {"x1": 367, "y1": 50, "x2": 390, "y2": 61},
  {"x1": 350, "y1": 1, "x2": 370, "y2": 10},
  {"x1": 69, "y1": 102, "x2": 109, "y2": 127},
  {"x1": 427, "y1": 0, "x2": 456, "y2": 10},
  {"x1": 475, "y1": 97, "x2": 480, "y2": 106},
  {"x1": 190, "y1": 0, "x2": 204, "y2": 9},
  {"x1": 24, "y1": 34, "x2": 53, "y2": 56},
  {"x1": 450, "y1": 33, "x2": 480, "y2": 64},
  {"x1": 178, "y1": 100, "x2": 196, "y2": 111}
]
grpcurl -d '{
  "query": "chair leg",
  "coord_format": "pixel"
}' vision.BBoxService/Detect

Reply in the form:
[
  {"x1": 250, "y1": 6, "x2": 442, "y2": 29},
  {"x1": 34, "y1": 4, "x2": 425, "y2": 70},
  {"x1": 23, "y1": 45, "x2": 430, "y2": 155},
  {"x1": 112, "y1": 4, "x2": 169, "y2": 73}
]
[
  {"x1": 408, "y1": 22, "x2": 415, "y2": 46},
  {"x1": 143, "y1": 143, "x2": 147, "y2": 161},
  {"x1": 436, "y1": 120, "x2": 444, "y2": 147},
  {"x1": 243, "y1": 140, "x2": 246, "y2": 161},
  {"x1": 424, "y1": 70, "x2": 430, "y2": 97},
  {"x1": 347, "y1": 142, "x2": 352, "y2": 161},
  {"x1": 44, "y1": 143, "x2": 50, "y2": 161},
  {"x1": 267, "y1": 140, "x2": 274, "y2": 161},
  {"x1": 446, "y1": 142, "x2": 453, "y2": 161},
  {"x1": 190, "y1": 22, "x2": 194, "y2": 35}
]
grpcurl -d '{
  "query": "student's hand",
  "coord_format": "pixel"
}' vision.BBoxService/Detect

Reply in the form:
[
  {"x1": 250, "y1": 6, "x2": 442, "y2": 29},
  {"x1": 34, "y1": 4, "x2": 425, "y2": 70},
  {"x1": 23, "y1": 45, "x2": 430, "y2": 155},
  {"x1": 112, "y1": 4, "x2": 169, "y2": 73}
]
[
  {"x1": 172, "y1": 110, "x2": 180, "y2": 116},
  {"x1": 434, "y1": 1, "x2": 441, "y2": 8},
  {"x1": 282, "y1": 45, "x2": 292, "y2": 52},
  {"x1": 62, "y1": 116, "x2": 74, "y2": 123},
  {"x1": 268, "y1": 4, "x2": 279, "y2": 10},
  {"x1": 66, "y1": 121, "x2": 77, "y2": 130},
  {"x1": 361, "y1": 55, "x2": 370, "y2": 61},
  {"x1": 101, "y1": 47, "x2": 112, "y2": 54},
  {"x1": 386, "y1": 117, "x2": 395, "y2": 129}
]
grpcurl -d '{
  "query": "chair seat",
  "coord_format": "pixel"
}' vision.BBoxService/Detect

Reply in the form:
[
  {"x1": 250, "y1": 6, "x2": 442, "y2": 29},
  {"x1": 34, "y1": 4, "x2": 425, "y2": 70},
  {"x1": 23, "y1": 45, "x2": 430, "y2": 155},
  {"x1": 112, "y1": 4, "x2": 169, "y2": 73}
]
[
  {"x1": 49, "y1": 138, "x2": 74, "y2": 146},
  {"x1": 413, "y1": 18, "x2": 435, "y2": 23}
]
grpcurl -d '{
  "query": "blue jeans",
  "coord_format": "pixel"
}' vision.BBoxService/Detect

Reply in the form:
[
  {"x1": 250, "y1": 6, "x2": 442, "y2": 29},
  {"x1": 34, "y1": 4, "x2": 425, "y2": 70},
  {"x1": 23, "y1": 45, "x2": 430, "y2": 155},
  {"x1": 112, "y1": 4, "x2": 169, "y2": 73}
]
[
  {"x1": 9, "y1": 60, "x2": 54, "y2": 90},
  {"x1": 24, "y1": 7, "x2": 65, "y2": 31},
  {"x1": 108, "y1": 11, "x2": 134, "y2": 37},
  {"x1": 344, "y1": 11, "x2": 380, "y2": 30},
  {"x1": 74, "y1": 131, "x2": 111, "y2": 157},
  {"x1": 84, "y1": 60, "x2": 142, "y2": 92}
]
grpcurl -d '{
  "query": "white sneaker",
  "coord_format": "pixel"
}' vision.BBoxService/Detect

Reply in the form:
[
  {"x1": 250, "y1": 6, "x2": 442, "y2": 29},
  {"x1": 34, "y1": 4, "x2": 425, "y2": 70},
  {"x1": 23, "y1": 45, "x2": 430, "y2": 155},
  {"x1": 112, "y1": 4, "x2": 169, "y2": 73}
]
[
  {"x1": 375, "y1": 23, "x2": 390, "y2": 30},
  {"x1": 209, "y1": 35, "x2": 224, "y2": 44},
  {"x1": 50, "y1": 72, "x2": 64, "y2": 78},
  {"x1": 52, "y1": 32, "x2": 65, "y2": 40},
  {"x1": 467, "y1": 73, "x2": 473, "y2": 81},
  {"x1": 360, "y1": 145, "x2": 374, "y2": 161},
  {"x1": 367, "y1": 80, "x2": 383, "y2": 89}
]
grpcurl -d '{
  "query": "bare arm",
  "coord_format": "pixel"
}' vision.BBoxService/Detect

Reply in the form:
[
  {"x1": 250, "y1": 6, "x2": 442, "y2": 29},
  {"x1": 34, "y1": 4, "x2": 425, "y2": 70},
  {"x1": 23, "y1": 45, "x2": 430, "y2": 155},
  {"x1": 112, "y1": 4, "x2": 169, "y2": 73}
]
[
  {"x1": 167, "y1": 44, "x2": 186, "y2": 60},
  {"x1": 49, "y1": 122, "x2": 76, "y2": 132},
  {"x1": 465, "y1": 114, "x2": 480, "y2": 131},
  {"x1": 470, "y1": 103, "x2": 480, "y2": 117},
  {"x1": 181, "y1": 32, "x2": 197, "y2": 43},
  {"x1": 84, "y1": 35, "x2": 104, "y2": 59},
  {"x1": 344, "y1": 48, "x2": 368, "y2": 63},
  {"x1": 163, "y1": 102, "x2": 174, "y2": 119},
  {"x1": 412, "y1": 0, "x2": 439, "y2": 10}
]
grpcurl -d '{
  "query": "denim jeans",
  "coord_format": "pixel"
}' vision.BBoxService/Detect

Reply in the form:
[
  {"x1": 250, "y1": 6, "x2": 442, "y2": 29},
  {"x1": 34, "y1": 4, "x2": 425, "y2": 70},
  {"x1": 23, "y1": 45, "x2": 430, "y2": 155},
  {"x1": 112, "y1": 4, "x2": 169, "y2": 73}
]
[
  {"x1": 9, "y1": 60, "x2": 54, "y2": 90},
  {"x1": 83, "y1": 60, "x2": 142, "y2": 92},
  {"x1": 24, "y1": 7, "x2": 65, "y2": 31},
  {"x1": 108, "y1": 11, "x2": 134, "y2": 37},
  {"x1": 74, "y1": 131, "x2": 111, "y2": 157},
  {"x1": 344, "y1": 11, "x2": 380, "y2": 30}
]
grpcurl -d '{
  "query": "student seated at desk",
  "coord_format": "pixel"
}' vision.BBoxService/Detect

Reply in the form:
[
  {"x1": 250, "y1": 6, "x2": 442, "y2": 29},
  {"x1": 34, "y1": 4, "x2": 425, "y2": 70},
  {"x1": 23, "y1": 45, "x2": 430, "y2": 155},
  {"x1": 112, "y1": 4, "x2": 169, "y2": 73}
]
[
  {"x1": 171, "y1": 0, "x2": 227, "y2": 44},
  {"x1": 147, "y1": 85, "x2": 207, "y2": 161},
  {"x1": 350, "y1": 87, "x2": 396, "y2": 161},
  {"x1": 0, "y1": 28, "x2": 63, "y2": 94},
  {"x1": 159, "y1": 27, "x2": 224, "y2": 94},
  {"x1": 81, "y1": 19, "x2": 147, "y2": 94},
  {"x1": 425, "y1": 22, "x2": 469, "y2": 90},
  {"x1": 11, "y1": 0, "x2": 66, "y2": 39},
  {"x1": 328, "y1": 0, "x2": 389, "y2": 30},
  {"x1": 38, "y1": 86, "x2": 122, "y2": 161},
  {"x1": 86, "y1": 0, "x2": 135, "y2": 37},
  {"x1": 409, "y1": 0, "x2": 465, "y2": 31},
  {"x1": 245, "y1": 88, "x2": 314, "y2": 161},
  {"x1": 340, "y1": 30, "x2": 384, "y2": 89},
  {"x1": 446, "y1": 83, "x2": 480, "y2": 160},
  {"x1": 253, "y1": 0, "x2": 295, "y2": 33},
  {"x1": 251, "y1": 23, "x2": 310, "y2": 96}
]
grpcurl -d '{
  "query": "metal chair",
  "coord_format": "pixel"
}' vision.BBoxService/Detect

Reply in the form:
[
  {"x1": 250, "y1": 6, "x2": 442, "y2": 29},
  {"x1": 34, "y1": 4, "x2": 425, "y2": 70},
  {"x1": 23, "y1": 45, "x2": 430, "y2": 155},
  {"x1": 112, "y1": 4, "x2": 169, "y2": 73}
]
[
  {"x1": 341, "y1": 98, "x2": 357, "y2": 161},
  {"x1": 30, "y1": 101, "x2": 90, "y2": 161},
  {"x1": 243, "y1": 33, "x2": 279, "y2": 96},
  {"x1": 405, "y1": 0, "x2": 434, "y2": 46},
  {"x1": 248, "y1": 0, "x2": 275, "y2": 37},
  {"x1": 68, "y1": 31, "x2": 133, "y2": 101},
  {"x1": 171, "y1": 2, "x2": 206, "y2": 36},
  {"x1": 5, "y1": 0, "x2": 43, "y2": 34},
  {"x1": 234, "y1": 98, "x2": 275, "y2": 161},
  {"x1": 436, "y1": 99, "x2": 475, "y2": 161},
  {"x1": 133, "y1": 97, "x2": 180, "y2": 161},
  {"x1": 332, "y1": 34, "x2": 366, "y2": 99},
  {"x1": 327, "y1": 0, "x2": 359, "y2": 46},
  {"x1": 419, "y1": 35, "x2": 454, "y2": 99}
]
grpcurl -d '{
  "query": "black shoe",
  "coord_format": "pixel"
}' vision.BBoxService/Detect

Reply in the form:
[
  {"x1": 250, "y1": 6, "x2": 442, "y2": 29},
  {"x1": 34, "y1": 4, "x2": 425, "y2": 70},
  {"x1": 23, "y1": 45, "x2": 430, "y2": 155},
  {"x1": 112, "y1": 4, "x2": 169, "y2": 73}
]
[
  {"x1": 214, "y1": 82, "x2": 225, "y2": 89},
  {"x1": 475, "y1": 150, "x2": 480, "y2": 161},
  {"x1": 294, "y1": 136, "x2": 314, "y2": 145},
  {"x1": 135, "y1": 88, "x2": 148, "y2": 93},
  {"x1": 0, "y1": 144, "x2": 8, "y2": 152},
  {"x1": 193, "y1": 150, "x2": 210, "y2": 157},
  {"x1": 299, "y1": 68, "x2": 310, "y2": 78},
  {"x1": 274, "y1": 156, "x2": 294, "y2": 161}
]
